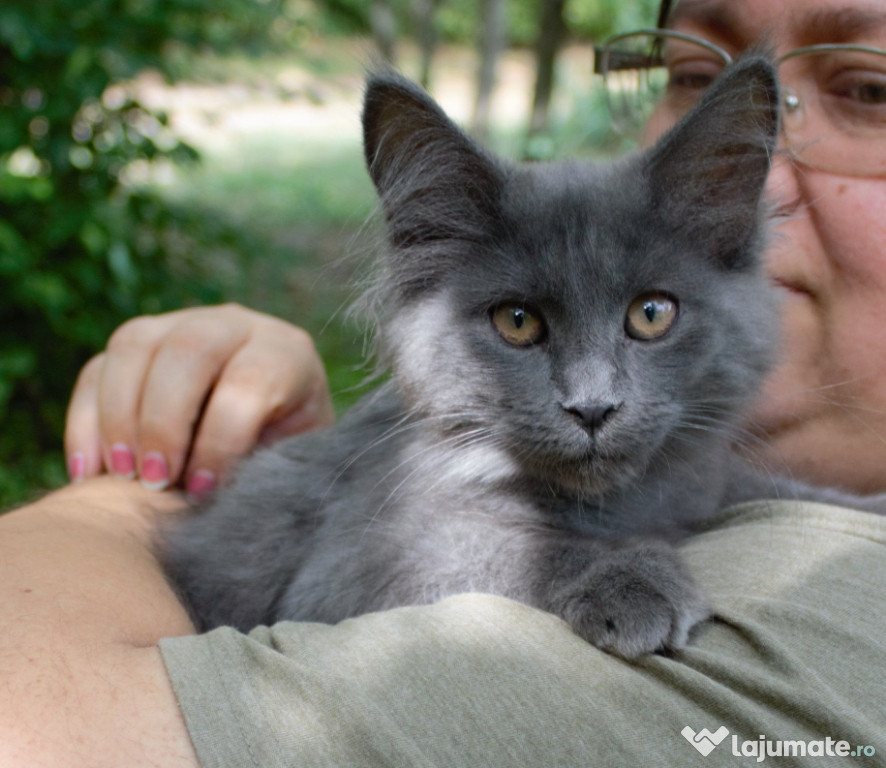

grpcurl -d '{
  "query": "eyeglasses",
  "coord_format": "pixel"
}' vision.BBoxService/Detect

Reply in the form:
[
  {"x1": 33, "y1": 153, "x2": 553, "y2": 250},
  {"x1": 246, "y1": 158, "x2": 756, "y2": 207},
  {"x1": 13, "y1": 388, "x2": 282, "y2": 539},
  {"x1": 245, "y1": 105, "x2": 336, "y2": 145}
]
[{"x1": 594, "y1": 29, "x2": 886, "y2": 177}]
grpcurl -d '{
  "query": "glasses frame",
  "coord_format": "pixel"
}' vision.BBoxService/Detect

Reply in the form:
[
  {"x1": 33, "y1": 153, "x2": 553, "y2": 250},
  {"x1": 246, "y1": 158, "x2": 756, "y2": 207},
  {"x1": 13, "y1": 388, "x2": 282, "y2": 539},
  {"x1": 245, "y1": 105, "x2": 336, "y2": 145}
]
[
  {"x1": 593, "y1": 28, "x2": 730, "y2": 77},
  {"x1": 594, "y1": 28, "x2": 886, "y2": 121}
]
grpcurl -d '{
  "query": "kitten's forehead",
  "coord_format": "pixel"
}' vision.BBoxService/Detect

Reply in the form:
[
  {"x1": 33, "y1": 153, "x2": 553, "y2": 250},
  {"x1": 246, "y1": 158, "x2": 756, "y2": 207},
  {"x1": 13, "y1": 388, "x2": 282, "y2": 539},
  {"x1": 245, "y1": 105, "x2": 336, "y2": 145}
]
[
  {"x1": 513, "y1": 160, "x2": 650, "y2": 249},
  {"x1": 493, "y1": 158, "x2": 698, "y2": 301}
]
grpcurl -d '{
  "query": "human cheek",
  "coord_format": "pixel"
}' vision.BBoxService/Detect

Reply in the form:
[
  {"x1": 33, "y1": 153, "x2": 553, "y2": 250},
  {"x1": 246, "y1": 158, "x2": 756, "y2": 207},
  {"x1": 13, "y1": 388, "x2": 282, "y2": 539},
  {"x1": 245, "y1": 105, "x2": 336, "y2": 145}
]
[
  {"x1": 764, "y1": 172, "x2": 886, "y2": 374},
  {"x1": 819, "y1": 180, "x2": 886, "y2": 279},
  {"x1": 754, "y1": 174, "x2": 886, "y2": 473},
  {"x1": 824, "y1": 181, "x2": 886, "y2": 408}
]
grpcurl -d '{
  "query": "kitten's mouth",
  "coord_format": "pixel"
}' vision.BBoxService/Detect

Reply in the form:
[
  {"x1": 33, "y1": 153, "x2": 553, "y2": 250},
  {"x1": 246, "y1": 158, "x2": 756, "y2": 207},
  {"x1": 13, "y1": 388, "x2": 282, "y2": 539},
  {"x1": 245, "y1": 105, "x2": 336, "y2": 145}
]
[{"x1": 529, "y1": 449, "x2": 637, "y2": 496}]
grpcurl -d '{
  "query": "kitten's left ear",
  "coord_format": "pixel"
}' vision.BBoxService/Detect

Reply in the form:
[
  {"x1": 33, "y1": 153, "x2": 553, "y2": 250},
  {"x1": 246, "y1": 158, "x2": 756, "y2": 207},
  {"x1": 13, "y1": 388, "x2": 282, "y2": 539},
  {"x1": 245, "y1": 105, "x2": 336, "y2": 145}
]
[{"x1": 646, "y1": 56, "x2": 779, "y2": 268}]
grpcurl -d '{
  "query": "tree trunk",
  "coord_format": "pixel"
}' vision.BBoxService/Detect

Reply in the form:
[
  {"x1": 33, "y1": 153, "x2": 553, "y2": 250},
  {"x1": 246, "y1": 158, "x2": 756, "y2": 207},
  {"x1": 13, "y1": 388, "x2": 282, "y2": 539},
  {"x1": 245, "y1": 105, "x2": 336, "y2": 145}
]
[
  {"x1": 528, "y1": 0, "x2": 566, "y2": 137},
  {"x1": 411, "y1": 0, "x2": 443, "y2": 89},
  {"x1": 370, "y1": 0, "x2": 398, "y2": 66},
  {"x1": 471, "y1": 0, "x2": 507, "y2": 141}
]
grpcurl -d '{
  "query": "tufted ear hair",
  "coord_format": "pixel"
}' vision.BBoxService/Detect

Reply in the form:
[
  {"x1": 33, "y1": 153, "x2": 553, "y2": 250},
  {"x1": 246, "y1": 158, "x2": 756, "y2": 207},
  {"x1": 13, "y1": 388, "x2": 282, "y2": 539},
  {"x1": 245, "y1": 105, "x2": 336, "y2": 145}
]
[
  {"x1": 362, "y1": 71, "x2": 505, "y2": 296},
  {"x1": 645, "y1": 55, "x2": 780, "y2": 269}
]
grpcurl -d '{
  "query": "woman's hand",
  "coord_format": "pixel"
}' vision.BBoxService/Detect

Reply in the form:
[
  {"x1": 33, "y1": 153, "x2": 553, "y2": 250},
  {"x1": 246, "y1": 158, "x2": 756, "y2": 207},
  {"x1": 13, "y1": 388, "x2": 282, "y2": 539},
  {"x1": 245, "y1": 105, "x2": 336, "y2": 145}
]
[{"x1": 64, "y1": 304, "x2": 335, "y2": 496}]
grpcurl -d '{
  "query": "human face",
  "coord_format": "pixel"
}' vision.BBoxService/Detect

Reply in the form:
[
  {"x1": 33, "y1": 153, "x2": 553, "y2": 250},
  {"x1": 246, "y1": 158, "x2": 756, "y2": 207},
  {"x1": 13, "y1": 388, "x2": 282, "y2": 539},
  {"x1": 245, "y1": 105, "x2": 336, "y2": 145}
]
[{"x1": 667, "y1": 0, "x2": 886, "y2": 492}]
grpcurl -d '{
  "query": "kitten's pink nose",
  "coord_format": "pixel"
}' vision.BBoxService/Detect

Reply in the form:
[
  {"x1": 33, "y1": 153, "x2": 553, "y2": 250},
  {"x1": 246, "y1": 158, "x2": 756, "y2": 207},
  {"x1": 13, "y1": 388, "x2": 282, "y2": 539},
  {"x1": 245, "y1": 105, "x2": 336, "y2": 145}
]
[{"x1": 562, "y1": 402, "x2": 621, "y2": 434}]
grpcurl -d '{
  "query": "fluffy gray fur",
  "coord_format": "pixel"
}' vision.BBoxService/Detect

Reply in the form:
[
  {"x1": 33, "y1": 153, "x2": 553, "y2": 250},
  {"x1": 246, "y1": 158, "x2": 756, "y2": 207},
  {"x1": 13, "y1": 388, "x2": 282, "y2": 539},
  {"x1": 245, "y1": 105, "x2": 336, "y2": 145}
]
[{"x1": 161, "y1": 58, "x2": 878, "y2": 658}]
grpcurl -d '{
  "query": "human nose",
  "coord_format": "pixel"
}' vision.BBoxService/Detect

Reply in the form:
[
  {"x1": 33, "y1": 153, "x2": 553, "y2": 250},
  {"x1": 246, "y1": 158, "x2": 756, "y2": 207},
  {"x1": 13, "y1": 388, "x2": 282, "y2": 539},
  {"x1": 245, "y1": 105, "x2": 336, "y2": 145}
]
[{"x1": 764, "y1": 127, "x2": 804, "y2": 217}]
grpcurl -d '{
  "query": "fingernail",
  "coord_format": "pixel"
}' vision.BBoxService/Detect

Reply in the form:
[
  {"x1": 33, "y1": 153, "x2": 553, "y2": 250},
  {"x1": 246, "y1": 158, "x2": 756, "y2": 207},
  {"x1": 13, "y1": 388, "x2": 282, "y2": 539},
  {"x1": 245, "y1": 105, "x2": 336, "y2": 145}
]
[
  {"x1": 141, "y1": 451, "x2": 169, "y2": 491},
  {"x1": 68, "y1": 452, "x2": 85, "y2": 483},
  {"x1": 110, "y1": 443, "x2": 136, "y2": 479},
  {"x1": 187, "y1": 470, "x2": 216, "y2": 502}
]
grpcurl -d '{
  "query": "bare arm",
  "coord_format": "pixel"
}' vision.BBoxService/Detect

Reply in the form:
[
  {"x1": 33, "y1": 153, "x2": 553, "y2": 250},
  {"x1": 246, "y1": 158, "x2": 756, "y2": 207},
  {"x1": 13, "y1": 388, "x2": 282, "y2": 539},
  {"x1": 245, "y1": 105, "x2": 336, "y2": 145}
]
[{"x1": 0, "y1": 477, "x2": 199, "y2": 768}]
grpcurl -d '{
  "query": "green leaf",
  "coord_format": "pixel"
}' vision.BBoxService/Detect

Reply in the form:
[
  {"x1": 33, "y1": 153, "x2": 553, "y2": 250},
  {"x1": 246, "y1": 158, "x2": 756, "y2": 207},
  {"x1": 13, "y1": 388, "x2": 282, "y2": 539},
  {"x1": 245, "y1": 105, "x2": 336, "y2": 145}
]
[
  {"x1": 0, "y1": 221, "x2": 31, "y2": 275},
  {"x1": 0, "y1": 346, "x2": 37, "y2": 379},
  {"x1": 108, "y1": 240, "x2": 138, "y2": 287},
  {"x1": 79, "y1": 220, "x2": 108, "y2": 256},
  {"x1": 64, "y1": 45, "x2": 95, "y2": 83},
  {"x1": 18, "y1": 271, "x2": 73, "y2": 315}
]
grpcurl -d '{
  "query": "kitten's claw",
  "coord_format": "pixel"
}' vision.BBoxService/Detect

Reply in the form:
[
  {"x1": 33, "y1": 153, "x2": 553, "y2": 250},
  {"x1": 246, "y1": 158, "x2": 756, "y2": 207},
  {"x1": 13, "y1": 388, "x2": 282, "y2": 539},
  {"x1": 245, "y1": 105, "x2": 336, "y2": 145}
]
[{"x1": 553, "y1": 543, "x2": 710, "y2": 658}]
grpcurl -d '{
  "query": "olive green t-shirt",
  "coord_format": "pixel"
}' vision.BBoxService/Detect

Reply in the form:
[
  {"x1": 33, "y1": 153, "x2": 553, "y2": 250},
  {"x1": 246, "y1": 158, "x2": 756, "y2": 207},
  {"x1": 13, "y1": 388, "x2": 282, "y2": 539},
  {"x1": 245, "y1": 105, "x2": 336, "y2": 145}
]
[{"x1": 160, "y1": 502, "x2": 886, "y2": 767}]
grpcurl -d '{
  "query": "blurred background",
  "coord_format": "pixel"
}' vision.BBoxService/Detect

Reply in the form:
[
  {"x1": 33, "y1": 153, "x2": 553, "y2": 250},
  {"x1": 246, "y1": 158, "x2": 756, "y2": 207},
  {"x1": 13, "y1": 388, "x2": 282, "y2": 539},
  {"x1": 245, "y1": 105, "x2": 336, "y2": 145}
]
[{"x1": 1, "y1": 0, "x2": 656, "y2": 505}]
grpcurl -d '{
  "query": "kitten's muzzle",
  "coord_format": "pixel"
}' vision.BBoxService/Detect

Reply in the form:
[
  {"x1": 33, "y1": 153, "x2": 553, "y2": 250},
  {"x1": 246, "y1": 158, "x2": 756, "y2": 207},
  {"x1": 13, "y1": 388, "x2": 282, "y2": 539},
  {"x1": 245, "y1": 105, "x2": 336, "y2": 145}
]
[{"x1": 561, "y1": 401, "x2": 623, "y2": 436}]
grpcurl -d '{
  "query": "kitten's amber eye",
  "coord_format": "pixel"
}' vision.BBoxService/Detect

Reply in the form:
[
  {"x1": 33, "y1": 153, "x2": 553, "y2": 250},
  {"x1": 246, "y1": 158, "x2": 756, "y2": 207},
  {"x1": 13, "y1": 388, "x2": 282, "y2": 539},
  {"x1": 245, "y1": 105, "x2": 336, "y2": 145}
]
[
  {"x1": 492, "y1": 304, "x2": 546, "y2": 346},
  {"x1": 625, "y1": 293, "x2": 678, "y2": 340}
]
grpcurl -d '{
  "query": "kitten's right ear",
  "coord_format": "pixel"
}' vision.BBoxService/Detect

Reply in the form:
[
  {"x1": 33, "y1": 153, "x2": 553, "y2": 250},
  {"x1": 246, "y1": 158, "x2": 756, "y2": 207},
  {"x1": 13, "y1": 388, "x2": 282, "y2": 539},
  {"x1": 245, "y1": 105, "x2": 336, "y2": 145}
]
[
  {"x1": 362, "y1": 71, "x2": 504, "y2": 253},
  {"x1": 362, "y1": 71, "x2": 450, "y2": 192}
]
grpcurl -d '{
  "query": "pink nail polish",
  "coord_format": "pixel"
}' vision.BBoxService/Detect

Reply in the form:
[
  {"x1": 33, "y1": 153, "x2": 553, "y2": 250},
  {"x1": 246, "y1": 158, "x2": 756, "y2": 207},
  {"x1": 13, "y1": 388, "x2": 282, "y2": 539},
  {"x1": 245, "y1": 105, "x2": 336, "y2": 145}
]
[
  {"x1": 68, "y1": 452, "x2": 85, "y2": 483},
  {"x1": 141, "y1": 451, "x2": 169, "y2": 491},
  {"x1": 187, "y1": 470, "x2": 216, "y2": 502},
  {"x1": 110, "y1": 443, "x2": 135, "y2": 479}
]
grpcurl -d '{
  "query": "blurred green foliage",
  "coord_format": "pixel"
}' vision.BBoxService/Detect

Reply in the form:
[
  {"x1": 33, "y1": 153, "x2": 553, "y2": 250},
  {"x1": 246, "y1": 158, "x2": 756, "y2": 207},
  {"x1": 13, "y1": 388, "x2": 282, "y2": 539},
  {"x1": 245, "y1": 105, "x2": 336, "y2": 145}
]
[
  {"x1": 0, "y1": 0, "x2": 310, "y2": 505},
  {"x1": 316, "y1": 0, "x2": 660, "y2": 46},
  {"x1": 437, "y1": 0, "x2": 659, "y2": 46}
]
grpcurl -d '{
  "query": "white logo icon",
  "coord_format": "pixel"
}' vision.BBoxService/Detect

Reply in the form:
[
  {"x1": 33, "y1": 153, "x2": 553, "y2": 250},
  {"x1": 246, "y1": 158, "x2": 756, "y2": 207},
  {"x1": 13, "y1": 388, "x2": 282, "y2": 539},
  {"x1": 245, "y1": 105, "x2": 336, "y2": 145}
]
[{"x1": 682, "y1": 725, "x2": 730, "y2": 756}]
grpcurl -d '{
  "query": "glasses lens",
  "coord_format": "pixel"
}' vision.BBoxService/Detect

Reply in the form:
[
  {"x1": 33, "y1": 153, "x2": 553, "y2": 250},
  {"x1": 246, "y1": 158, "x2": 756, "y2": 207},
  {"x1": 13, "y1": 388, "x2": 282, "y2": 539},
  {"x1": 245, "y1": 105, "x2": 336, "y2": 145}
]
[
  {"x1": 599, "y1": 32, "x2": 730, "y2": 144},
  {"x1": 779, "y1": 46, "x2": 886, "y2": 176}
]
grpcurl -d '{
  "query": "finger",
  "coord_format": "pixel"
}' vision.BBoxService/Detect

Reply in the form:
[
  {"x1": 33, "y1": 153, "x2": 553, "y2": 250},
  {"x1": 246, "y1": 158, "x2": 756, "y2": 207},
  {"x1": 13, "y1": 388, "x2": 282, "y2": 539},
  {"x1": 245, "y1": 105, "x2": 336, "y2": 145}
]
[
  {"x1": 256, "y1": 324, "x2": 335, "y2": 442},
  {"x1": 184, "y1": 325, "x2": 333, "y2": 495},
  {"x1": 136, "y1": 312, "x2": 252, "y2": 490},
  {"x1": 97, "y1": 316, "x2": 176, "y2": 480},
  {"x1": 64, "y1": 353, "x2": 107, "y2": 481},
  {"x1": 256, "y1": 383, "x2": 335, "y2": 445}
]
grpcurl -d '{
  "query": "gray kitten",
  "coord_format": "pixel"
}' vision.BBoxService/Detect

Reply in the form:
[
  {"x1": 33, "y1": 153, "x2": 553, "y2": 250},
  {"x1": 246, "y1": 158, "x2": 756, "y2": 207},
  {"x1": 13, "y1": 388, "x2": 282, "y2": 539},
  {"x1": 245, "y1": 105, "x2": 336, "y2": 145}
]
[{"x1": 162, "y1": 58, "x2": 862, "y2": 658}]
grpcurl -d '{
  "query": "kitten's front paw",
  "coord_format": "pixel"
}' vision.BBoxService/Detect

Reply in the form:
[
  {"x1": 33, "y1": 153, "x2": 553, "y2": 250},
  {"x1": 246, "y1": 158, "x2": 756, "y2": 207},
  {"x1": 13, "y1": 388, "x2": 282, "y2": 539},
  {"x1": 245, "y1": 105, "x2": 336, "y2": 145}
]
[{"x1": 553, "y1": 543, "x2": 709, "y2": 659}]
